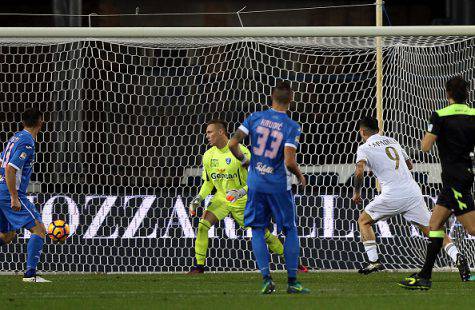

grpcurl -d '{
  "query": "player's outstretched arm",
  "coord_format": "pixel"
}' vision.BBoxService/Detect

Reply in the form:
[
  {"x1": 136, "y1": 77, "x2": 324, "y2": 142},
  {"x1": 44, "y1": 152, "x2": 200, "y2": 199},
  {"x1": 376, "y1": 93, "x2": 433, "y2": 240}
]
[
  {"x1": 421, "y1": 132, "x2": 437, "y2": 152},
  {"x1": 284, "y1": 146, "x2": 306, "y2": 186},
  {"x1": 352, "y1": 160, "x2": 366, "y2": 205},
  {"x1": 229, "y1": 129, "x2": 249, "y2": 165}
]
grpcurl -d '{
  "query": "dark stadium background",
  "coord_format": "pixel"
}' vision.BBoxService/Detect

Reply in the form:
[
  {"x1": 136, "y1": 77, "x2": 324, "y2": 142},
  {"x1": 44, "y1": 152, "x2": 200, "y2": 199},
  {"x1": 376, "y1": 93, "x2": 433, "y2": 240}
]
[{"x1": 0, "y1": 0, "x2": 471, "y2": 27}]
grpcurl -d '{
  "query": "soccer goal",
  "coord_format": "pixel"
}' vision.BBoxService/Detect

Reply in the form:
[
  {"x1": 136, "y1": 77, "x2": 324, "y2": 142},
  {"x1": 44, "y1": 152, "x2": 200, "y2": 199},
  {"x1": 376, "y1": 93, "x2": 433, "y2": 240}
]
[{"x1": 0, "y1": 26, "x2": 474, "y2": 272}]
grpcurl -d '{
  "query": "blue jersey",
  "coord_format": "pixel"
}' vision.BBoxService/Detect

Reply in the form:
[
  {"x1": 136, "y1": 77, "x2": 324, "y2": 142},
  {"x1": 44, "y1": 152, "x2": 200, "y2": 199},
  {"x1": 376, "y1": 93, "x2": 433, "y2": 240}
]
[
  {"x1": 0, "y1": 130, "x2": 36, "y2": 197},
  {"x1": 239, "y1": 109, "x2": 301, "y2": 193}
]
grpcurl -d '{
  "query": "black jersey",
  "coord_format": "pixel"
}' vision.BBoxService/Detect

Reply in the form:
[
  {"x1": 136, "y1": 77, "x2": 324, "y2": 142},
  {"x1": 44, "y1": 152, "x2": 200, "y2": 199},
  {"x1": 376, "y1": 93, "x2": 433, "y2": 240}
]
[{"x1": 427, "y1": 103, "x2": 475, "y2": 187}]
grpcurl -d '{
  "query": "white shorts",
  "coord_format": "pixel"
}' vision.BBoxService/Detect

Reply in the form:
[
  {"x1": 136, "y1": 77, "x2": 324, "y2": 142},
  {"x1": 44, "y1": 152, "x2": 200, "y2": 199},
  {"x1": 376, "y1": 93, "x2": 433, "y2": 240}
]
[{"x1": 364, "y1": 194, "x2": 430, "y2": 226}]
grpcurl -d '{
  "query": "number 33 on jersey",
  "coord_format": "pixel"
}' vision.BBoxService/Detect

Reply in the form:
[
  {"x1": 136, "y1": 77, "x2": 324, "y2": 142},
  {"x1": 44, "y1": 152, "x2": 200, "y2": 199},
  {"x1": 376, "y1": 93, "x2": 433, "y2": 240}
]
[{"x1": 238, "y1": 109, "x2": 301, "y2": 194}]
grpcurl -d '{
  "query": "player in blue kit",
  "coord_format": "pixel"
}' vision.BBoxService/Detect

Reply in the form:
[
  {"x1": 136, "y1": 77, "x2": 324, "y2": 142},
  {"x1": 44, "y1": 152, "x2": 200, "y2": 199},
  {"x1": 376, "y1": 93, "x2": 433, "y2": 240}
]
[
  {"x1": 0, "y1": 108, "x2": 49, "y2": 282},
  {"x1": 229, "y1": 81, "x2": 309, "y2": 294}
]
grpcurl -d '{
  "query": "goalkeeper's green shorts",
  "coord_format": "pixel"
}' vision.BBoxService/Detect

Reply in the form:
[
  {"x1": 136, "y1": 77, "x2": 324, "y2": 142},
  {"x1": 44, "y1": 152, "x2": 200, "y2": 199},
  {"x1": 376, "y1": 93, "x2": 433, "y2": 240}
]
[{"x1": 205, "y1": 196, "x2": 247, "y2": 228}]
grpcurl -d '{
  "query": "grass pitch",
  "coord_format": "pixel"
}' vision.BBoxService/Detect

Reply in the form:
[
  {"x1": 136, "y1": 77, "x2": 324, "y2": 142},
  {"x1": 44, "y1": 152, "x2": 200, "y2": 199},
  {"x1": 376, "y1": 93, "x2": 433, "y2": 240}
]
[{"x1": 0, "y1": 272, "x2": 473, "y2": 309}]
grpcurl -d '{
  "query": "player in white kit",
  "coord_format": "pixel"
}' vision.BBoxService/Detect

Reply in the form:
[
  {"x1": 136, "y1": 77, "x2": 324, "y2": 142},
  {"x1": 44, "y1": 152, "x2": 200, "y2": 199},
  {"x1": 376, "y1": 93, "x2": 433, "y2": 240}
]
[{"x1": 352, "y1": 116, "x2": 466, "y2": 275}]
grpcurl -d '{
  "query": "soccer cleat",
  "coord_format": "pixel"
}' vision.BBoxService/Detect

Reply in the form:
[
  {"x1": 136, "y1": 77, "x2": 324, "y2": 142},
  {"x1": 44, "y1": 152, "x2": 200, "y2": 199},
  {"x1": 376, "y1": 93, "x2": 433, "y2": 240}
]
[
  {"x1": 398, "y1": 273, "x2": 431, "y2": 290},
  {"x1": 22, "y1": 270, "x2": 51, "y2": 283},
  {"x1": 298, "y1": 264, "x2": 309, "y2": 273},
  {"x1": 261, "y1": 279, "x2": 276, "y2": 294},
  {"x1": 456, "y1": 253, "x2": 471, "y2": 282},
  {"x1": 187, "y1": 265, "x2": 205, "y2": 274},
  {"x1": 358, "y1": 261, "x2": 384, "y2": 275},
  {"x1": 22, "y1": 276, "x2": 51, "y2": 283},
  {"x1": 287, "y1": 282, "x2": 310, "y2": 294}
]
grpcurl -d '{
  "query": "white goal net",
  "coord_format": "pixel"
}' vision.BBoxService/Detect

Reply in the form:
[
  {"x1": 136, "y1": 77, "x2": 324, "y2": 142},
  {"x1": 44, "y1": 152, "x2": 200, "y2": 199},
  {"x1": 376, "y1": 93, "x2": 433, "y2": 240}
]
[{"x1": 0, "y1": 32, "x2": 474, "y2": 272}]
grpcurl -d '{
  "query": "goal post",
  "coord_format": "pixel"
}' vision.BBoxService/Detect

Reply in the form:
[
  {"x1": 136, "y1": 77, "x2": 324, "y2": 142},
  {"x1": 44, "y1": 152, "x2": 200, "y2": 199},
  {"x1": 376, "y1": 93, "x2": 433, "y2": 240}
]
[{"x1": 0, "y1": 26, "x2": 474, "y2": 272}]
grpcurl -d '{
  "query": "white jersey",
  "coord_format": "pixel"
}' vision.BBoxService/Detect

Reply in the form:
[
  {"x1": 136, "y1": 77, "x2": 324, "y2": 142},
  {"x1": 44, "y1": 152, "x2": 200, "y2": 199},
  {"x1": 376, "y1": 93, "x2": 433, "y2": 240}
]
[{"x1": 356, "y1": 134, "x2": 421, "y2": 199}]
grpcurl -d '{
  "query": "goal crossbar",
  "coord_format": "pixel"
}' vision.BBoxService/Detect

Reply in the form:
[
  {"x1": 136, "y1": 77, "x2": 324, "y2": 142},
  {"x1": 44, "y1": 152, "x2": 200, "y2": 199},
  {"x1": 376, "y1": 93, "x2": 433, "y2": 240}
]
[{"x1": 1, "y1": 26, "x2": 475, "y2": 38}]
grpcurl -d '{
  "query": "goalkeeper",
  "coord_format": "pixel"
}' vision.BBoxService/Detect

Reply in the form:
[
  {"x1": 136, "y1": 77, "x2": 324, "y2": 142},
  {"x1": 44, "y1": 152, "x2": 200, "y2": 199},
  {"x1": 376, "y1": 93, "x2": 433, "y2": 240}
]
[{"x1": 188, "y1": 119, "x2": 307, "y2": 274}]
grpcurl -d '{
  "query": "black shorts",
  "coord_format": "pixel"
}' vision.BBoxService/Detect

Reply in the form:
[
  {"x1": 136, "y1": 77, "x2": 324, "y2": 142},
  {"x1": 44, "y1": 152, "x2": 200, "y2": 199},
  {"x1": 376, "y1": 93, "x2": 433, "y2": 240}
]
[{"x1": 437, "y1": 185, "x2": 475, "y2": 216}]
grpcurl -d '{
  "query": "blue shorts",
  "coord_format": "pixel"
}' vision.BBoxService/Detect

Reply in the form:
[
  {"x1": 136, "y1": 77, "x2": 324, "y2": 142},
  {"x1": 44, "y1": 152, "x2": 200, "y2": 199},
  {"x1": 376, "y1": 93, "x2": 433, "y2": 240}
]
[
  {"x1": 0, "y1": 196, "x2": 42, "y2": 233},
  {"x1": 244, "y1": 189, "x2": 296, "y2": 233}
]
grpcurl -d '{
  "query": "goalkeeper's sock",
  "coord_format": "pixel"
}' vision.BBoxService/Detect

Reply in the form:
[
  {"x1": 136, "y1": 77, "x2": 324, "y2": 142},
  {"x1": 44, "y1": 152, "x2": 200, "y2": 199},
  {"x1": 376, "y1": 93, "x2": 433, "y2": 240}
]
[
  {"x1": 418, "y1": 231, "x2": 444, "y2": 279},
  {"x1": 363, "y1": 240, "x2": 378, "y2": 262},
  {"x1": 444, "y1": 242, "x2": 459, "y2": 263},
  {"x1": 264, "y1": 230, "x2": 284, "y2": 256},
  {"x1": 283, "y1": 226, "x2": 299, "y2": 280},
  {"x1": 195, "y1": 219, "x2": 211, "y2": 266},
  {"x1": 26, "y1": 234, "x2": 44, "y2": 272},
  {"x1": 251, "y1": 227, "x2": 271, "y2": 279}
]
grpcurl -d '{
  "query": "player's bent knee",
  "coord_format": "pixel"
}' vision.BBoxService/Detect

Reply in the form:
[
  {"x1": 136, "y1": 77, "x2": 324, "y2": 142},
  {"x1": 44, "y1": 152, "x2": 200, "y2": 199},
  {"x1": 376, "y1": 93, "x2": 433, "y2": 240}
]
[
  {"x1": 29, "y1": 221, "x2": 47, "y2": 239},
  {"x1": 358, "y1": 213, "x2": 373, "y2": 227},
  {"x1": 202, "y1": 211, "x2": 218, "y2": 226}
]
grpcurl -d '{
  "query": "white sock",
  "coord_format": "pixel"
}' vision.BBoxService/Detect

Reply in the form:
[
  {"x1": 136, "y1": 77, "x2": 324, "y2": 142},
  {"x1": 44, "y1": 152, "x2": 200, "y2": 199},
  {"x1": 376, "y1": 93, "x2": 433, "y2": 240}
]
[
  {"x1": 363, "y1": 240, "x2": 378, "y2": 262},
  {"x1": 444, "y1": 243, "x2": 459, "y2": 263}
]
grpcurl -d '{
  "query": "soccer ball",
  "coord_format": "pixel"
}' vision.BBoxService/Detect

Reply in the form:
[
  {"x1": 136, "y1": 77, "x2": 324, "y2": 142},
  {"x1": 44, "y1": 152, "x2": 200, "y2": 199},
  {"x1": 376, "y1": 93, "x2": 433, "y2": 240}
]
[{"x1": 47, "y1": 220, "x2": 70, "y2": 243}]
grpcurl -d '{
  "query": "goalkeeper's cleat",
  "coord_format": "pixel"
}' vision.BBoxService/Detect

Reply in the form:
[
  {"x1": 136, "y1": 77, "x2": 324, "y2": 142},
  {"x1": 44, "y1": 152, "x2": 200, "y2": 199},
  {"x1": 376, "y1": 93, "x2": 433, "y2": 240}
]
[
  {"x1": 398, "y1": 273, "x2": 431, "y2": 290},
  {"x1": 22, "y1": 270, "x2": 51, "y2": 283},
  {"x1": 261, "y1": 279, "x2": 276, "y2": 294},
  {"x1": 287, "y1": 282, "x2": 310, "y2": 294},
  {"x1": 456, "y1": 253, "x2": 471, "y2": 282},
  {"x1": 187, "y1": 265, "x2": 205, "y2": 274},
  {"x1": 298, "y1": 264, "x2": 309, "y2": 273},
  {"x1": 358, "y1": 261, "x2": 384, "y2": 275}
]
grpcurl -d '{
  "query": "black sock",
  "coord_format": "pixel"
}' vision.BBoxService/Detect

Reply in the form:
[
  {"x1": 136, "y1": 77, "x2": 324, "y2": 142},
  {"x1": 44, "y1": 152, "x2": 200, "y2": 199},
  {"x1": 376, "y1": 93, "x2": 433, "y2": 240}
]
[
  {"x1": 288, "y1": 277, "x2": 297, "y2": 284},
  {"x1": 418, "y1": 236, "x2": 443, "y2": 279}
]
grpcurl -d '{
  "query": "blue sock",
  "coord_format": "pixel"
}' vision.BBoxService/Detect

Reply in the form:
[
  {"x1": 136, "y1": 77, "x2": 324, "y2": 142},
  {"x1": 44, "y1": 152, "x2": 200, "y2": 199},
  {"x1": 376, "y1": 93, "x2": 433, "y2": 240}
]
[
  {"x1": 284, "y1": 226, "x2": 299, "y2": 282},
  {"x1": 26, "y1": 234, "x2": 44, "y2": 272},
  {"x1": 251, "y1": 227, "x2": 271, "y2": 280}
]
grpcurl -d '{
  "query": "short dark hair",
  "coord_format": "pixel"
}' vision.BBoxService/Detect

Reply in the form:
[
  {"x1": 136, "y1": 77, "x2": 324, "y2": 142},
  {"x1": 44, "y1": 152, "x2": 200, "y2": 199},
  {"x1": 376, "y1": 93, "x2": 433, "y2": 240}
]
[
  {"x1": 207, "y1": 119, "x2": 228, "y2": 135},
  {"x1": 22, "y1": 108, "x2": 42, "y2": 127},
  {"x1": 446, "y1": 76, "x2": 469, "y2": 103},
  {"x1": 358, "y1": 116, "x2": 379, "y2": 132},
  {"x1": 272, "y1": 81, "x2": 293, "y2": 105}
]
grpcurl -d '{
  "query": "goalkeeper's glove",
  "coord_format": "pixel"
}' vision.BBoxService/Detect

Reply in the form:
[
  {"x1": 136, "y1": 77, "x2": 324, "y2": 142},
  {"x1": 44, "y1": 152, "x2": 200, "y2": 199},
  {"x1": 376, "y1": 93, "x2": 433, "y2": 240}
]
[
  {"x1": 226, "y1": 188, "x2": 247, "y2": 203},
  {"x1": 189, "y1": 195, "x2": 202, "y2": 217}
]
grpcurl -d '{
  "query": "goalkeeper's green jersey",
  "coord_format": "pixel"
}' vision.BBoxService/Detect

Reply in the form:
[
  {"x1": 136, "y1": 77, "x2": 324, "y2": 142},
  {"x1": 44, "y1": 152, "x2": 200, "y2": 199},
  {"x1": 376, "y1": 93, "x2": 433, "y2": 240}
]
[{"x1": 198, "y1": 143, "x2": 251, "y2": 203}]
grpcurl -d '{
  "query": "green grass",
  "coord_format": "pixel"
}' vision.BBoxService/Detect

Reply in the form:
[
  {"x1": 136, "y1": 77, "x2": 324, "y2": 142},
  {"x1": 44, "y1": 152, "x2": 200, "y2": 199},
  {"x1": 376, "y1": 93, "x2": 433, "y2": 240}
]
[{"x1": 0, "y1": 272, "x2": 473, "y2": 309}]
